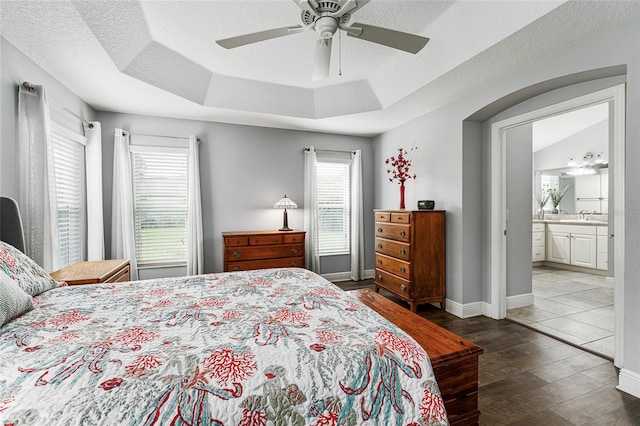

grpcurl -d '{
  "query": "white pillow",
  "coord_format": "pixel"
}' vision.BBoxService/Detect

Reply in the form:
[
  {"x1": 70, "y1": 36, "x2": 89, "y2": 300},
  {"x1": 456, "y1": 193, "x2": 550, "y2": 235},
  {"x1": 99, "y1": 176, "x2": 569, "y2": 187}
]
[{"x1": 0, "y1": 269, "x2": 34, "y2": 326}]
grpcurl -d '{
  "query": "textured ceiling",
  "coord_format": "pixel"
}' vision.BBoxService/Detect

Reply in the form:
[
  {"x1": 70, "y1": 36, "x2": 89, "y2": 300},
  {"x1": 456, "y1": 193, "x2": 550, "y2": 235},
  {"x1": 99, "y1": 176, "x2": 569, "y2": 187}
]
[{"x1": 1, "y1": 1, "x2": 638, "y2": 136}]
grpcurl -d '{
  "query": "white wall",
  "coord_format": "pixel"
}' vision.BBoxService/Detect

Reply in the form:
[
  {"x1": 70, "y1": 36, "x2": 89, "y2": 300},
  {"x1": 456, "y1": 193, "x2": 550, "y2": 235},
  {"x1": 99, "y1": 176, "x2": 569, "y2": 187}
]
[{"x1": 534, "y1": 119, "x2": 608, "y2": 172}]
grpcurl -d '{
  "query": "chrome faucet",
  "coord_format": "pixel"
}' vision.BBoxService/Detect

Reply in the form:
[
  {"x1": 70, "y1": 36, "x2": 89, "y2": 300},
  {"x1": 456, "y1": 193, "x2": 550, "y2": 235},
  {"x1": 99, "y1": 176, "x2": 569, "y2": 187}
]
[{"x1": 579, "y1": 210, "x2": 589, "y2": 220}]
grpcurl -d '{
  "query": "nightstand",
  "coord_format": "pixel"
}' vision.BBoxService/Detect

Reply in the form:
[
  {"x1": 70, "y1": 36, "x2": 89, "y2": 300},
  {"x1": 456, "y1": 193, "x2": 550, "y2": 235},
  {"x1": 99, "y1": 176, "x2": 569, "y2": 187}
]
[{"x1": 50, "y1": 259, "x2": 131, "y2": 285}]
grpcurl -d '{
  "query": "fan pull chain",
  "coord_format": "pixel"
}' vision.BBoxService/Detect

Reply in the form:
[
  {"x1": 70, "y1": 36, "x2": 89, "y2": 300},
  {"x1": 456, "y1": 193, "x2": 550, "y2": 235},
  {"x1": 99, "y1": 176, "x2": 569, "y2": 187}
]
[{"x1": 338, "y1": 29, "x2": 342, "y2": 77}]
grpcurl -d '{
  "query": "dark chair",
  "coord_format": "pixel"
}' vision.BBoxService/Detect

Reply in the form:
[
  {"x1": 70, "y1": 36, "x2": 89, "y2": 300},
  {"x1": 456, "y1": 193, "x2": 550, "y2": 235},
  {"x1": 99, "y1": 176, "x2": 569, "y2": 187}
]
[{"x1": 0, "y1": 197, "x2": 26, "y2": 253}]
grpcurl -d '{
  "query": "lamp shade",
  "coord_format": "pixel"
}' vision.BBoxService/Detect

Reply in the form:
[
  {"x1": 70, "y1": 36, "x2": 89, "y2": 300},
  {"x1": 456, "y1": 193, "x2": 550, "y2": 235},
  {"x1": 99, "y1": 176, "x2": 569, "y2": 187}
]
[
  {"x1": 273, "y1": 195, "x2": 296, "y2": 231},
  {"x1": 273, "y1": 195, "x2": 297, "y2": 210}
]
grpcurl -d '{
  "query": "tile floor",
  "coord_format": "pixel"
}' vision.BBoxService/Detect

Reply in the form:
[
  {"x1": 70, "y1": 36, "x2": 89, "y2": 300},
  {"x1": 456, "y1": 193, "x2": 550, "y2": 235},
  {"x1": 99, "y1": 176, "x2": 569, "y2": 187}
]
[{"x1": 506, "y1": 266, "x2": 614, "y2": 360}]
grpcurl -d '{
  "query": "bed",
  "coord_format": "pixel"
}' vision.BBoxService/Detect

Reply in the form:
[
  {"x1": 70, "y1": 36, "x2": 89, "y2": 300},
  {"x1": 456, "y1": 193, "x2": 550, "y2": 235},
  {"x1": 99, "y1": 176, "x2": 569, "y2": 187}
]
[{"x1": 0, "y1": 240, "x2": 450, "y2": 425}]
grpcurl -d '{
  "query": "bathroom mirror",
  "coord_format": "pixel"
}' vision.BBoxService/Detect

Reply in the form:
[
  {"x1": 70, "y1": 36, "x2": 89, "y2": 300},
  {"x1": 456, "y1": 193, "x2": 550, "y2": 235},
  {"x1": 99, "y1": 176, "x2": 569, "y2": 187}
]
[{"x1": 534, "y1": 167, "x2": 608, "y2": 214}]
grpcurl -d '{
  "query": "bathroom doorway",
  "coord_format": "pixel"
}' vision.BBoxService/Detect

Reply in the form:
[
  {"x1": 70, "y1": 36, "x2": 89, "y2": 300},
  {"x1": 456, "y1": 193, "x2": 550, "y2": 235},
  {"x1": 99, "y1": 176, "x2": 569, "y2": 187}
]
[
  {"x1": 489, "y1": 84, "x2": 625, "y2": 366},
  {"x1": 507, "y1": 103, "x2": 614, "y2": 359}
]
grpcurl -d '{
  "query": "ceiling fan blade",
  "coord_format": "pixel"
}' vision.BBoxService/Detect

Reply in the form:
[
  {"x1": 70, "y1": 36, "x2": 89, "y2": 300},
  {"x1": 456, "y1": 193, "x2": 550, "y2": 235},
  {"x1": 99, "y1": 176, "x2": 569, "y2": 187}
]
[
  {"x1": 312, "y1": 38, "x2": 332, "y2": 81},
  {"x1": 217, "y1": 25, "x2": 305, "y2": 49},
  {"x1": 346, "y1": 23, "x2": 429, "y2": 54}
]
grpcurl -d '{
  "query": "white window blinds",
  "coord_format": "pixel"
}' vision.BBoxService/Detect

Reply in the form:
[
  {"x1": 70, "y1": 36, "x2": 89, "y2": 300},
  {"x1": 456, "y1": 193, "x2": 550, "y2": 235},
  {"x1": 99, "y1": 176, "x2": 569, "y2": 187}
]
[
  {"x1": 131, "y1": 146, "x2": 188, "y2": 267},
  {"x1": 316, "y1": 161, "x2": 350, "y2": 255},
  {"x1": 51, "y1": 124, "x2": 86, "y2": 267}
]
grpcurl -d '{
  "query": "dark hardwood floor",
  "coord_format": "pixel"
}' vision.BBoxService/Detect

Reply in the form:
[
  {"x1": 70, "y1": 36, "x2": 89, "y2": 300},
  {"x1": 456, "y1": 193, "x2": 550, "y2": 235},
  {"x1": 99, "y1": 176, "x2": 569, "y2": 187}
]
[{"x1": 337, "y1": 279, "x2": 640, "y2": 425}]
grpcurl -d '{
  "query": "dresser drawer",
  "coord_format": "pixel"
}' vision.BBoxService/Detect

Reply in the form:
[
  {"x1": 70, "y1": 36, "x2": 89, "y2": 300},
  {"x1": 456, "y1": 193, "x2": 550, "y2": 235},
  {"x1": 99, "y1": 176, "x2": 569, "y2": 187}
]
[
  {"x1": 375, "y1": 253, "x2": 411, "y2": 280},
  {"x1": 224, "y1": 236, "x2": 248, "y2": 247},
  {"x1": 375, "y1": 268, "x2": 411, "y2": 297},
  {"x1": 375, "y1": 223, "x2": 410, "y2": 242},
  {"x1": 226, "y1": 244, "x2": 303, "y2": 261},
  {"x1": 375, "y1": 237, "x2": 410, "y2": 261},
  {"x1": 250, "y1": 234, "x2": 283, "y2": 245},
  {"x1": 284, "y1": 233, "x2": 304, "y2": 244},
  {"x1": 375, "y1": 211, "x2": 391, "y2": 222},
  {"x1": 227, "y1": 256, "x2": 304, "y2": 272},
  {"x1": 391, "y1": 212, "x2": 411, "y2": 224}
]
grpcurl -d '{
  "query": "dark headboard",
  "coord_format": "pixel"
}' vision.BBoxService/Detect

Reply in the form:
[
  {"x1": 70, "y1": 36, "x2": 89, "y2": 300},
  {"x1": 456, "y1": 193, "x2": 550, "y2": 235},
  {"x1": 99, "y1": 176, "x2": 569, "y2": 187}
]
[{"x1": 0, "y1": 197, "x2": 26, "y2": 253}]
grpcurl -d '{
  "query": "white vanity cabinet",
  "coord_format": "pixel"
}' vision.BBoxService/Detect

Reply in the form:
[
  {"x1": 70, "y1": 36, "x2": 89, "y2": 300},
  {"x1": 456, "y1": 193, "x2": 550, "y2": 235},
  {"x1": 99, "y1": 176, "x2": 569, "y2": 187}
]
[
  {"x1": 546, "y1": 224, "x2": 597, "y2": 269},
  {"x1": 596, "y1": 226, "x2": 608, "y2": 270},
  {"x1": 532, "y1": 223, "x2": 546, "y2": 262}
]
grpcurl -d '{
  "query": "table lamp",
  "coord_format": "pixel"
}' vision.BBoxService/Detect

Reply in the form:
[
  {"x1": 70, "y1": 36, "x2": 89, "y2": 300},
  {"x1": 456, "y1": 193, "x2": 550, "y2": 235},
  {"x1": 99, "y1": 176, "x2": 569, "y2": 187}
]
[{"x1": 273, "y1": 195, "x2": 297, "y2": 231}]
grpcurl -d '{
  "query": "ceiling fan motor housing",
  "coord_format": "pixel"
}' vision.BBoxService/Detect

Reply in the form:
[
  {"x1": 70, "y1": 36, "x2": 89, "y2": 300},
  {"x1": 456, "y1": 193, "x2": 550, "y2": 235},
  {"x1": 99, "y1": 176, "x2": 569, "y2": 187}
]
[{"x1": 315, "y1": 16, "x2": 338, "y2": 39}]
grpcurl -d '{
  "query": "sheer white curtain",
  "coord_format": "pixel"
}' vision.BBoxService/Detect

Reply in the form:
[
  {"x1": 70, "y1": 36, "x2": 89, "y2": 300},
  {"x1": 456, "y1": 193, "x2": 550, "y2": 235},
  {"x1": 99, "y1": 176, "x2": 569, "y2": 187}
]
[
  {"x1": 303, "y1": 146, "x2": 320, "y2": 272},
  {"x1": 186, "y1": 135, "x2": 204, "y2": 275},
  {"x1": 111, "y1": 129, "x2": 138, "y2": 280},
  {"x1": 84, "y1": 121, "x2": 104, "y2": 261},
  {"x1": 350, "y1": 149, "x2": 365, "y2": 280},
  {"x1": 17, "y1": 82, "x2": 59, "y2": 272}
]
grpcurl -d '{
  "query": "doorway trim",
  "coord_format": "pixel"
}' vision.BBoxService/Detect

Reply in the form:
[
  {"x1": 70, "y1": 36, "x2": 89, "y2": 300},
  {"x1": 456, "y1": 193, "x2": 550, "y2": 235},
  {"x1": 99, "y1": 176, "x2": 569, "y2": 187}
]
[{"x1": 489, "y1": 84, "x2": 626, "y2": 366}]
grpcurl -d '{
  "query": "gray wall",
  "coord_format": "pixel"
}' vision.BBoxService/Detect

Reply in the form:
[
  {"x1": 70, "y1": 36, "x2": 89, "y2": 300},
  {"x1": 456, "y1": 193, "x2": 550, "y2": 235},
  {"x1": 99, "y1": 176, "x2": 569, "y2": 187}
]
[
  {"x1": 1, "y1": 36, "x2": 376, "y2": 278},
  {"x1": 96, "y1": 111, "x2": 375, "y2": 275},
  {"x1": 505, "y1": 124, "x2": 533, "y2": 297},
  {"x1": 1, "y1": 37, "x2": 96, "y2": 200},
  {"x1": 375, "y1": 15, "x2": 640, "y2": 386}
]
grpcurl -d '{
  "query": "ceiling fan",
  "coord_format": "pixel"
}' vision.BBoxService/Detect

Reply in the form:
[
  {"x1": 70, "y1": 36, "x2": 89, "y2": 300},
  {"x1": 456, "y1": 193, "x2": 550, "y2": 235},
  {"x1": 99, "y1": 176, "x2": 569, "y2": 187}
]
[{"x1": 215, "y1": 0, "x2": 429, "y2": 80}]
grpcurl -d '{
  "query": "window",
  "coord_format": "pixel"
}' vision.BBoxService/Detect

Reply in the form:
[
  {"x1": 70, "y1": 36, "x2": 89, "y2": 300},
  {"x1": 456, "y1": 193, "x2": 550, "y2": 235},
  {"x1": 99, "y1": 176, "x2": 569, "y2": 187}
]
[
  {"x1": 316, "y1": 160, "x2": 350, "y2": 255},
  {"x1": 131, "y1": 146, "x2": 188, "y2": 267},
  {"x1": 51, "y1": 124, "x2": 86, "y2": 267}
]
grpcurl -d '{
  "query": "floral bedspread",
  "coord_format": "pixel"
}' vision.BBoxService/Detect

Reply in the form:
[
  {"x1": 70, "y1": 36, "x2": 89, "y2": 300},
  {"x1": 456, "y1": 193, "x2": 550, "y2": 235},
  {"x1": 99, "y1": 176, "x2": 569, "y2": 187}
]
[{"x1": 0, "y1": 268, "x2": 447, "y2": 425}]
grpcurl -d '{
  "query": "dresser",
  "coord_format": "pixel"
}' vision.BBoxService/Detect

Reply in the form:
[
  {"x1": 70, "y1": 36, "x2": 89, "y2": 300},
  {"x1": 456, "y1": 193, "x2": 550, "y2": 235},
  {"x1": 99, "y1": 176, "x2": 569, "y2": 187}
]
[
  {"x1": 222, "y1": 230, "x2": 305, "y2": 272},
  {"x1": 374, "y1": 210, "x2": 446, "y2": 312},
  {"x1": 50, "y1": 259, "x2": 131, "y2": 285}
]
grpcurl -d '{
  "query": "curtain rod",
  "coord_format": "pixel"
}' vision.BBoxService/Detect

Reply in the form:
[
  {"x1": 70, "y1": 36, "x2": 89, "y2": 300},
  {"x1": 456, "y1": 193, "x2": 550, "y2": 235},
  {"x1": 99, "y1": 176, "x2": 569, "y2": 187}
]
[
  {"x1": 124, "y1": 130, "x2": 200, "y2": 143},
  {"x1": 21, "y1": 82, "x2": 94, "y2": 129},
  {"x1": 304, "y1": 147, "x2": 355, "y2": 154}
]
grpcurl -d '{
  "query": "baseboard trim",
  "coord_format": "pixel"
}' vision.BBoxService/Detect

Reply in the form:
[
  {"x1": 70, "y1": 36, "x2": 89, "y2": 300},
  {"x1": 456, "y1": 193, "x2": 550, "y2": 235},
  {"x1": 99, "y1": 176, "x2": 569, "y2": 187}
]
[
  {"x1": 507, "y1": 293, "x2": 534, "y2": 309},
  {"x1": 445, "y1": 299, "x2": 486, "y2": 319},
  {"x1": 322, "y1": 269, "x2": 374, "y2": 283},
  {"x1": 618, "y1": 368, "x2": 640, "y2": 399}
]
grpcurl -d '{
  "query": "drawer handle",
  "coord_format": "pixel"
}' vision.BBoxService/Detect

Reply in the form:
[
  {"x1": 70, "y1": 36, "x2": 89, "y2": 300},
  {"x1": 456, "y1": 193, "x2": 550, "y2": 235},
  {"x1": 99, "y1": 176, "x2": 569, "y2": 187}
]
[
  {"x1": 273, "y1": 238, "x2": 279, "y2": 242},
  {"x1": 400, "y1": 266, "x2": 406, "y2": 273},
  {"x1": 233, "y1": 266, "x2": 241, "y2": 271},
  {"x1": 400, "y1": 230, "x2": 406, "y2": 237},
  {"x1": 377, "y1": 243, "x2": 383, "y2": 249},
  {"x1": 291, "y1": 262, "x2": 298, "y2": 267},
  {"x1": 378, "y1": 274, "x2": 383, "y2": 281},
  {"x1": 400, "y1": 248, "x2": 406, "y2": 255},
  {"x1": 377, "y1": 259, "x2": 382, "y2": 264},
  {"x1": 233, "y1": 251, "x2": 241, "y2": 258},
  {"x1": 400, "y1": 284, "x2": 406, "y2": 292},
  {"x1": 291, "y1": 248, "x2": 298, "y2": 254},
  {"x1": 378, "y1": 228, "x2": 383, "y2": 233}
]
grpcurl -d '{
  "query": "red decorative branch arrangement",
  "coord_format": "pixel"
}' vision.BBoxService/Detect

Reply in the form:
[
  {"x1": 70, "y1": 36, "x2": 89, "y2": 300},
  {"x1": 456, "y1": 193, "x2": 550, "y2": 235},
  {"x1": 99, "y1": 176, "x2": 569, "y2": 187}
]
[{"x1": 385, "y1": 147, "x2": 417, "y2": 209}]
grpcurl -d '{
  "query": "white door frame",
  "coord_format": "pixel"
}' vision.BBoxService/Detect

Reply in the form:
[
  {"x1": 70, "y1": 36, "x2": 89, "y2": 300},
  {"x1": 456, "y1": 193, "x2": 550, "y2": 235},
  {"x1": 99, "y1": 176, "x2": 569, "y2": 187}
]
[{"x1": 489, "y1": 84, "x2": 626, "y2": 367}]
